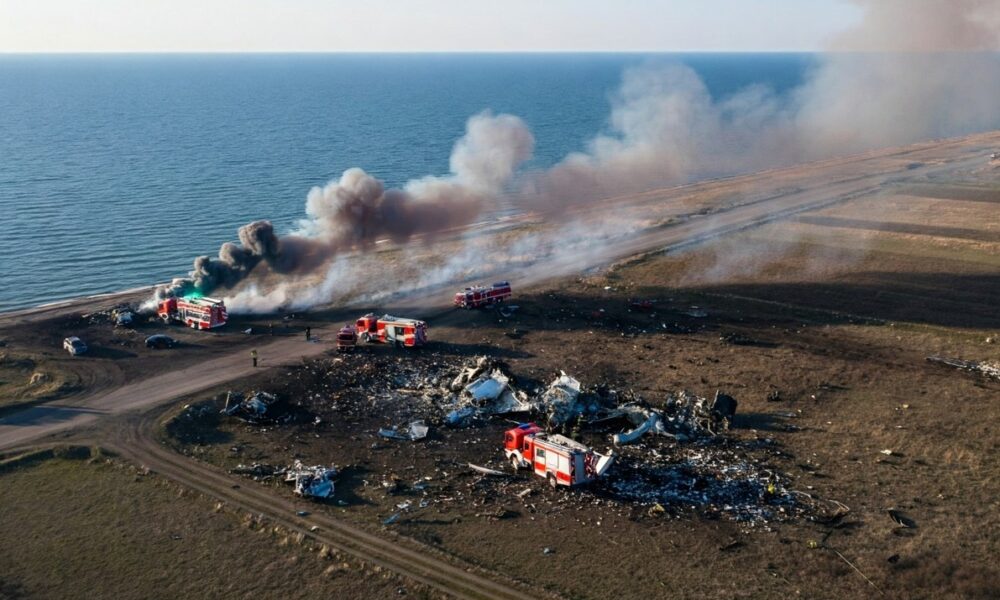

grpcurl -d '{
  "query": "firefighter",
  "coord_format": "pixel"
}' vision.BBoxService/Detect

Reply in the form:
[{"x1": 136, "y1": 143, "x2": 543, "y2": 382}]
[
  {"x1": 251, "y1": 349, "x2": 258, "y2": 368},
  {"x1": 268, "y1": 322, "x2": 274, "y2": 336},
  {"x1": 305, "y1": 326, "x2": 311, "y2": 342}
]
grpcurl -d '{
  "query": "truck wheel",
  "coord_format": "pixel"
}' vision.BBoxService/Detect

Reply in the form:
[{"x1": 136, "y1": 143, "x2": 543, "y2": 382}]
[
  {"x1": 547, "y1": 473, "x2": 557, "y2": 489},
  {"x1": 360, "y1": 333, "x2": 370, "y2": 343}
]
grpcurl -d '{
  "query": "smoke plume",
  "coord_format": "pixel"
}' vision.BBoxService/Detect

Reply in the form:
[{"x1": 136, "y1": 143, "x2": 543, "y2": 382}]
[
  {"x1": 160, "y1": 0, "x2": 999, "y2": 311},
  {"x1": 525, "y1": 0, "x2": 1000, "y2": 211},
  {"x1": 161, "y1": 111, "x2": 533, "y2": 299}
]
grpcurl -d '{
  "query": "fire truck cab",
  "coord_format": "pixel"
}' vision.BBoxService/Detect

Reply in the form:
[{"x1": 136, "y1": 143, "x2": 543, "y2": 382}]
[
  {"x1": 157, "y1": 296, "x2": 228, "y2": 330},
  {"x1": 336, "y1": 326, "x2": 358, "y2": 352},
  {"x1": 454, "y1": 281, "x2": 512, "y2": 309},
  {"x1": 504, "y1": 423, "x2": 614, "y2": 487},
  {"x1": 355, "y1": 313, "x2": 428, "y2": 348}
]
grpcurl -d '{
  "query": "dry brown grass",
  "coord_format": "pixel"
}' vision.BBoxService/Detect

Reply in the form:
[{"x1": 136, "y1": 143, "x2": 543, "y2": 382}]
[{"x1": 0, "y1": 454, "x2": 431, "y2": 600}]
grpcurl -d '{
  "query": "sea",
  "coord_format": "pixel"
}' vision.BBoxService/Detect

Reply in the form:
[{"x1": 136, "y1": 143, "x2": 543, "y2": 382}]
[{"x1": 0, "y1": 53, "x2": 815, "y2": 311}]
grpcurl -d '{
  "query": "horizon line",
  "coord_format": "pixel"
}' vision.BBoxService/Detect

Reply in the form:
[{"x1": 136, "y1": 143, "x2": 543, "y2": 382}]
[{"x1": 0, "y1": 49, "x2": 832, "y2": 55}]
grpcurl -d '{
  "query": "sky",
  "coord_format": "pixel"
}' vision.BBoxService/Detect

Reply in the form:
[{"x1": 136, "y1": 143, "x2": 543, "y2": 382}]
[{"x1": 0, "y1": 0, "x2": 863, "y2": 53}]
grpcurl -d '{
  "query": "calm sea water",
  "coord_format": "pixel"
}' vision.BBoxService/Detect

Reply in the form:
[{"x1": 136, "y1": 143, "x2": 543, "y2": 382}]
[{"x1": 1, "y1": 53, "x2": 813, "y2": 311}]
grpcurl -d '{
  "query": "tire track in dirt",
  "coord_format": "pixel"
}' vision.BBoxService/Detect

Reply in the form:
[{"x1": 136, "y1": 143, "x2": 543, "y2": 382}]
[{"x1": 108, "y1": 415, "x2": 553, "y2": 600}]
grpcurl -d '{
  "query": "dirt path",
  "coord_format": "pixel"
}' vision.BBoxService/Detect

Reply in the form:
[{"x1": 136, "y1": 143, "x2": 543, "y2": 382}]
[
  {"x1": 0, "y1": 335, "x2": 330, "y2": 452},
  {"x1": 107, "y1": 414, "x2": 548, "y2": 600}
]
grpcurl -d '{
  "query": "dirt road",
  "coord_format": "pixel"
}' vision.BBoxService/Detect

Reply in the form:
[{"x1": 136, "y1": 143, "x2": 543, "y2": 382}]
[
  {"x1": 106, "y1": 413, "x2": 545, "y2": 600},
  {"x1": 0, "y1": 335, "x2": 330, "y2": 452}
]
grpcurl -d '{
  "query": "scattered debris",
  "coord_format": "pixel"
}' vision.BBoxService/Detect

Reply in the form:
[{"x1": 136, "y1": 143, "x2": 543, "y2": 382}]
[
  {"x1": 445, "y1": 406, "x2": 477, "y2": 427},
  {"x1": 285, "y1": 460, "x2": 338, "y2": 499},
  {"x1": 662, "y1": 390, "x2": 738, "y2": 437},
  {"x1": 222, "y1": 391, "x2": 287, "y2": 424},
  {"x1": 605, "y1": 448, "x2": 795, "y2": 524},
  {"x1": 612, "y1": 407, "x2": 670, "y2": 445},
  {"x1": 378, "y1": 420, "x2": 429, "y2": 441},
  {"x1": 887, "y1": 509, "x2": 916, "y2": 529},
  {"x1": 200, "y1": 352, "x2": 807, "y2": 526},
  {"x1": 445, "y1": 357, "x2": 531, "y2": 423},
  {"x1": 927, "y1": 355, "x2": 1000, "y2": 381},
  {"x1": 468, "y1": 463, "x2": 508, "y2": 477},
  {"x1": 231, "y1": 463, "x2": 284, "y2": 480},
  {"x1": 498, "y1": 305, "x2": 519, "y2": 318},
  {"x1": 540, "y1": 371, "x2": 584, "y2": 427}
]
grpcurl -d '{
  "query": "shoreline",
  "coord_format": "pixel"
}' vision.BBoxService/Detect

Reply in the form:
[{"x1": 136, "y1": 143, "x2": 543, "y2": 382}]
[{"x1": 4, "y1": 129, "x2": 997, "y2": 322}]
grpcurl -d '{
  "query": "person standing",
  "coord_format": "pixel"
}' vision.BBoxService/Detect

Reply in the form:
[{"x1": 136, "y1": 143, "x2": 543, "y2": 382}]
[
  {"x1": 251, "y1": 349, "x2": 258, "y2": 368},
  {"x1": 305, "y1": 326, "x2": 311, "y2": 342}
]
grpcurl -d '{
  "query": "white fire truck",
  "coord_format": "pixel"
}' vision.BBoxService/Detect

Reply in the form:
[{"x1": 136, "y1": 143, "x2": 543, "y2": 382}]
[
  {"x1": 355, "y1": 313, "x2": 428, "y2": 348},
  {"x1": 156, "y1": 296, "x2": 228, "y2": 330},
  {"x1": 454, "y1": 281, "x2": 512, "y2": 309},
  {"x1": 504, "y1": 423, "x2": 615, "y2": 487}
]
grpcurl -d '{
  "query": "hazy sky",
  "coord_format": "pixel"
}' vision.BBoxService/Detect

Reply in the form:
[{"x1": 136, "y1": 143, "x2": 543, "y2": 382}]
[{"x1": 0, "y1": 0, "x2": 862, "y2": 53}]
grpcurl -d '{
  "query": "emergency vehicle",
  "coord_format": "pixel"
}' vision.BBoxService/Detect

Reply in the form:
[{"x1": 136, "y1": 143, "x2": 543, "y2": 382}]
[
  {"x1": 157, "y1": 296, "x2": 228, "y2": 329},
  {"x1": 336, "y1": 326, "x2": 358, "y2": 352},
  {"x1": 454, "y1": 281, "x2": 512, "y2": 309},
  {"x1": 355, "y1": 314, "x2": 428, "y2": 348},
  {"x1": 504, "y1": 423, "x2": 615, "y2": 488}
]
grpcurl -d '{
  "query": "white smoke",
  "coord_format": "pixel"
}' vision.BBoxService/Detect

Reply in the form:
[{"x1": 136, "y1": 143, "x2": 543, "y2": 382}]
[{"x1": 188, "y1": 0, "x2": 1000, "y2": 312}]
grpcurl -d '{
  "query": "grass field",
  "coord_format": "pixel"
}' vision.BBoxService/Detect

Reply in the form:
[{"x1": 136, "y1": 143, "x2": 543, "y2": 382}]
[{"x1": 0, "y1": 451, "x2": 430, "y2": 600}]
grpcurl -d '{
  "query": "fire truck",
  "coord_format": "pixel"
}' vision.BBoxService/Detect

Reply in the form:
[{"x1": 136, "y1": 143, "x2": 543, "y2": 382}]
[
  {"x1": 157, "y1": 296, "x2": 228, "y2": 329},
  {"x1": 454, "y1": 281, "x2": 512, "y2": 309},
  {"x1": 504, "y1": 423, "x2": 615, "y2": 488},
  {"x1": 336, "y1": 326, "x2": 358, "y2": 352},
  {"x1": 354, "y1": 314, "x2": 428, "y2": 348}
]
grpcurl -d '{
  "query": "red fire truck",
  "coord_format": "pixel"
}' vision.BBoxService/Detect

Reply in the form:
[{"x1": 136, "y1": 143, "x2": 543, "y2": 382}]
[
  {"x1": 157, "y1": 296, "x2": 228, "y2": 329},
  {"x1": 504, "y1": 423, "x2": 615, "y2": 488},
  {"x1": 453, "y1": 281, "x2": 512, "y2": 309},
  {"x1": 354, "y1": 314, "x2": 428, "y2": 348},
  {"x1": 336, "y1": 326, "x2": 358, "y2": 352}
]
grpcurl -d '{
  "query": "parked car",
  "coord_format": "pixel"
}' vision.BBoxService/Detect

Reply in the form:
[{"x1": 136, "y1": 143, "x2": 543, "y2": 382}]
[
  {"x1": 145, "y1": 334, "x2": 178, "y2": 349},
  {"x1": 63, "y1": 337, "x2": 88, "y2": 356}
]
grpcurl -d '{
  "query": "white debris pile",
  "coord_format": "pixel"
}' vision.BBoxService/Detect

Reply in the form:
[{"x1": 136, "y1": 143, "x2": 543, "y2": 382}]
[
  {"x1": 927, "y1": 355, "x2": 1000, "y2": 382},
  {"x1": 379, "y1": 420, "x2": 430, "y2": 441},
  {"x1": 540, "y1": 371, "x2": 583, "y2": 427},
  {"x1": 444, "y1": 357, "x2": 532, "y2": 426},
  {"x1": 285, "y1": 460, "x2": 338, "y2": 499},
  {"x1": 612, "y1": 406, "x2": 670, "y2": 445}
]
